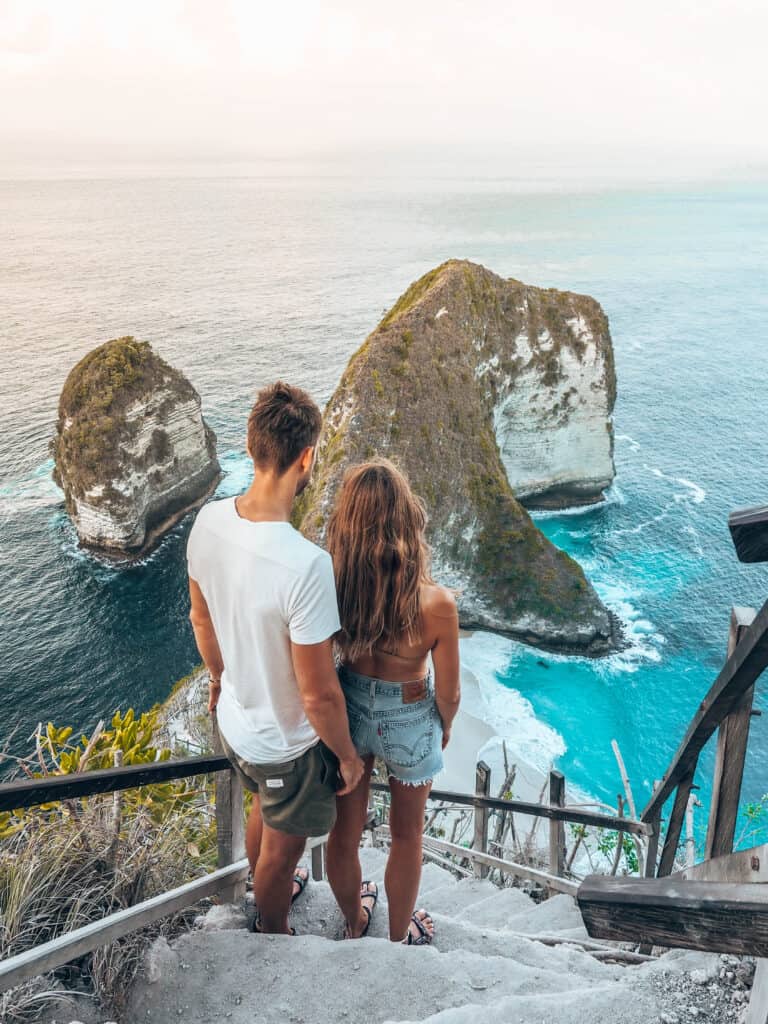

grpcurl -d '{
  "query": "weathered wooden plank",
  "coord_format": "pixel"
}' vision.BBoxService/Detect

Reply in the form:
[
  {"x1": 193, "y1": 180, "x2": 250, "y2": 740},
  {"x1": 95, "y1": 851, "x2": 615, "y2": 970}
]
[
  {"x1": 473, "y1": 761, "x2": 491, "y2": 879},
  {"x1": 578, "y1": 875, "x2": 768, "y2": 956},
  {"x1": 642, "y1": 597, "x2": 768, "y2": 823},
  {"x1": 213, "y1": 716, "x2": 247, "y2": 903},
  {"x1": 368, "y1": 782, "x2": 650, "y2": 835},
  {"x1": 705, "y1": 607, "x2": 757, "y2": 860},
  {"x1": 0, "y1": 755, "x2": 230, "y2": 812},
  {"x1": 658, "y1": 773, "x2": 696, "y2": 877},
  {"x1": 549, "y1": 770, "x2": 566, "y2": 880},
  {"x1": 0, "y1": 859, "x2": 250, "y2": 993},
  {"x1": 414, "y1": 830, "x2": 580, "y2": 896},
  {"x1": 674, "y1": 843, "x2": 768, "y2": 883}
]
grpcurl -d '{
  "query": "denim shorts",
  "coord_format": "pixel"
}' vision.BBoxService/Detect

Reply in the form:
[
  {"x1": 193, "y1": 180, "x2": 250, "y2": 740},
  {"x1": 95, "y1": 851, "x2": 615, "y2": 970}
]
[{"x1": 338, "y1": 664, "x2": 444, "y2": 786}]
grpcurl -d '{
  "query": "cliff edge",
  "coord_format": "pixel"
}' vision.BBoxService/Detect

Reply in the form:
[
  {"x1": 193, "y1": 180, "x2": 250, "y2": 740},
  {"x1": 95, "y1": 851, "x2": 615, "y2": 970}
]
[
  {"x1": 296, "y1": 260, "x2": 619, "y2": 655},
  {"x1": 52, "y1": 337, "x2": 221, "y2": 558}
]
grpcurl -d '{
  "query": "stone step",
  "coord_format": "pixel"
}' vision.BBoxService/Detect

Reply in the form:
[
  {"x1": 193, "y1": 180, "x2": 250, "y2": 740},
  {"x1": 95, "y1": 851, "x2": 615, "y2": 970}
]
[{"x1": 126, "y1": 926, "x2": 641, "y2": 1024}]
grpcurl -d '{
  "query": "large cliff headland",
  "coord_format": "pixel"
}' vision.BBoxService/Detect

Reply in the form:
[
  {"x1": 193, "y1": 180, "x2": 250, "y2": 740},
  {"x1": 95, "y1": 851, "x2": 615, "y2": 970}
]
[
  {"x1": 52, "y1": 337, "x2": 221, "y2": 558},
  {"x1": 296, "y1": 259, "x2": 620, "y2": 655}
]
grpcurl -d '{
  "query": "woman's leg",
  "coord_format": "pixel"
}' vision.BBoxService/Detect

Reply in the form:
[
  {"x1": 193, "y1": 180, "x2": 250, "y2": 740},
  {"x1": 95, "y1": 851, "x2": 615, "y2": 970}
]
[
  {"x1": 385, "y1": 777, "x2": 432, "y2": 941},
  {"x1": 326, "y1": 754, "x2": 375, "y2": 936}
]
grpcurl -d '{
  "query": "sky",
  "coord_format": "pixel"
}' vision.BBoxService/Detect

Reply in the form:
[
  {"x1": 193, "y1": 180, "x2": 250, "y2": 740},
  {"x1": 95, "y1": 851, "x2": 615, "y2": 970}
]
[{"x1": 1, "y1": 0, "x2": 767, "y2": 176}]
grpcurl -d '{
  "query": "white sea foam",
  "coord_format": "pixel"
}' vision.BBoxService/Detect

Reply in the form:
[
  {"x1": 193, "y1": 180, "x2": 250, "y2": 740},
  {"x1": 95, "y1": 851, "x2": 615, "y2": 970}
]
[
  {"x1": 459, "y1": 632, "x2": 567, "y2": 774},
  {"x1": 593, "y1": 579, "x2": 665, "y2": 674},
  {"x1": 616, "y1": 433, "x2": 642, "y2": 452},
  {"x1": 0, "y1": 458, "x2": 60, "y2": 514},
  {"x1": 215, "y1": 450, "x2": 252, "y2": 498},
  {"x1": 645, "y1": 464, "x2": 706, "y2": 504},
  {"x1": 530, "y1": 481, "x2": 625, "y2": 520}
]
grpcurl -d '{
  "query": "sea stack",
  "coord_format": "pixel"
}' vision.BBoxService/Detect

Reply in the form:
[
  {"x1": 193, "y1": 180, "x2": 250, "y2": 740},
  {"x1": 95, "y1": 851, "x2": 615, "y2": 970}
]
[
  {"x1": 52, "y1": 337, "x2": 221, "y2": 558},
  {"x1": 296, "y1": 259, "x2": 619, "y2": 655}
]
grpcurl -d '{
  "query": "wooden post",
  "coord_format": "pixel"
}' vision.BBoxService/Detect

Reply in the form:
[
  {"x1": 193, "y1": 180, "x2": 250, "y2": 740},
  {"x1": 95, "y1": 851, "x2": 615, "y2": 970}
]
[
  {"x1": 705, "y1": 606, "x2": 757, "y2": 860},
  {"x1": 473, "y1": 761, "x2": 491, "y2": 878},
  {"x1": 212, "y1": 713, "x2": 247, "y2": 903},
  {"x1": 548, "y1": 770, "x2": 566, "y2": 879},
  {"x1": 658, "y1": 772, "x2": 696, "y2": 877}
]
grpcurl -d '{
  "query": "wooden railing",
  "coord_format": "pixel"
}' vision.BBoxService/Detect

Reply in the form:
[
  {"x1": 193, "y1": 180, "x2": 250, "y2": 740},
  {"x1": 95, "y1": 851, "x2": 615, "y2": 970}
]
[
  {"x1": 0, "y1": 728, "x2": 649, "y2": 993},
  {"x1": 640, "y1": 601, "x2": 768, "y2": 878},
  {"x1": 578, "y1": 600, "x2": 768, "y2": 1023}
]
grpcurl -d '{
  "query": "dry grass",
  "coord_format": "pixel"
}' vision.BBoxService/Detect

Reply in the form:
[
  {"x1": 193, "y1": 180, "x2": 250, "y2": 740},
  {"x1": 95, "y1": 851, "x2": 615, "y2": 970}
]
[{"x1": 0, "y1": 713, "x2": 218, "y2": 1022}]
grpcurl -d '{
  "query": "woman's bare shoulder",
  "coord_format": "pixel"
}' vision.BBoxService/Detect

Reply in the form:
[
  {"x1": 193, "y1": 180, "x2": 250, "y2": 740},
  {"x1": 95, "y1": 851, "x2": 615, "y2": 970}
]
[{"x1": 421, "y1": 583, "x2": 458, "y2": 619}]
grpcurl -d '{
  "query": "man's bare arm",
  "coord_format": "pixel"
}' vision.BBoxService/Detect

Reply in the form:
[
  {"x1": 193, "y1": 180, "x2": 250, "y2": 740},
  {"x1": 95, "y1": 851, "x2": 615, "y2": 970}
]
[
  {"x1": 291, "y1": 639, "x2": 363, "y2": 795},
  {"x1": 189, "y1": 578, "x2": 225, "y2": 712}
]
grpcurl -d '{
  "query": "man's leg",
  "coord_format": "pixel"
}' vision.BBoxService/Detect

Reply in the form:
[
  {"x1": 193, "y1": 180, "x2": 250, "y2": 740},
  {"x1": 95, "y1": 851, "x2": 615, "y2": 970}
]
[
  {"x1": 385, "y1": 778, "x2": 432, "y2": 941},
  {"x1": 245, "y1": 794, "x2": 263, "y2": 873},
  {"x1": 326, "y1": 755, "x2": 375, "y2": 936},
  {"x1": 251, "y1": 823, "x2": 307, "y2": 934}
]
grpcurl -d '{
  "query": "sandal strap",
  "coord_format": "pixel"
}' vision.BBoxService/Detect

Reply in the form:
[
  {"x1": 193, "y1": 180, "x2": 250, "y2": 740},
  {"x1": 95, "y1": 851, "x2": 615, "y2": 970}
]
[{"x1": 404, "y1": 911, "x2": 433, "y2": 945}]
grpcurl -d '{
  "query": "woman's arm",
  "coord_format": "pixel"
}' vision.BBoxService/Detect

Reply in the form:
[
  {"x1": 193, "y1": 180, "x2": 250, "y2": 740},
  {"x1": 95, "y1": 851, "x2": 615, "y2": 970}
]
[{"x1": 429, "y1": 588, "x2": 461, "y2": 749}]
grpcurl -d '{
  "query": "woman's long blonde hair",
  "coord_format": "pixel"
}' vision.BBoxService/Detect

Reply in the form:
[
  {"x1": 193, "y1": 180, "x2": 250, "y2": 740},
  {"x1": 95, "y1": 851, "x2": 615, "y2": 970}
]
[{"x1": 326, "y1": 458, "x2": 433, "y2": 662}]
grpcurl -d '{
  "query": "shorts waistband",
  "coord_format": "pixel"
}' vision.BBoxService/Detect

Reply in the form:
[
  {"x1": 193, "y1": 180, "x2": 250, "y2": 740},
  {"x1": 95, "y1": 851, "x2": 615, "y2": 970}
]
[{"x1": 337, "y1": 663, "x2": 432, "y2": 698}]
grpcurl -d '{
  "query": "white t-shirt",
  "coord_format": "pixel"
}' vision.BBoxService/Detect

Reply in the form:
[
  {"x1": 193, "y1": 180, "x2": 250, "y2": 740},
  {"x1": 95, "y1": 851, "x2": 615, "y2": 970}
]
[{"x1": 186, "y1": 497, "x2": 341, "y2": 764}]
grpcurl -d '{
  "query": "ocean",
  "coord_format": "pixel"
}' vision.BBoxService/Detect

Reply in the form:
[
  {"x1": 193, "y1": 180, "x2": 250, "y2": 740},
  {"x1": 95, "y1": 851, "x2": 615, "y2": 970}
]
[{"x1": 2, "y1": 171, "x2": 768, "y2": 843}]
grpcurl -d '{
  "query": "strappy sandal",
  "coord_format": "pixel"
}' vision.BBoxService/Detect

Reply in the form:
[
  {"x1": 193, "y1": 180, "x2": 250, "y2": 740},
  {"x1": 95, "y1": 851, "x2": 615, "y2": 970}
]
[
  {"x1": 402, "y1": 909, "x2": 434, "y2": 946},
  {"x1": 291, "y1": 866, "x2": 309, "y2": 905},
  {"x1": 343, "y1": 880, "x2": 378, "y2": 939},
  {"x1": 246, "y1": 867, "x2": 308, "y2": 904}
]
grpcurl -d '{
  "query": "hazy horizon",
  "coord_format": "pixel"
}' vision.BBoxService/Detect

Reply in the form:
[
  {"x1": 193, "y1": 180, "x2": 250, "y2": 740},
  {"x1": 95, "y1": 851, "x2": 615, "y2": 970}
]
[{"x1": 2, "y1": 0, "x2": 768, "y2": 182}]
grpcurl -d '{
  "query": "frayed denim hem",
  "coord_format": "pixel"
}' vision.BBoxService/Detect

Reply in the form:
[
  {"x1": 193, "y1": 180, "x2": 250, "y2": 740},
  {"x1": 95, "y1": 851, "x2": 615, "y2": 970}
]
[{"x1": 388, "y1": 771, "x2": 434, "y2": 788}]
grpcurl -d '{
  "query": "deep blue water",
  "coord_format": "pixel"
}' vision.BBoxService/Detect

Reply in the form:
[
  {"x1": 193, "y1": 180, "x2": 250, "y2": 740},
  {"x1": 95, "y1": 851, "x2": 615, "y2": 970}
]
[{"x1": 2, "y1": 174, "x2": 768, "y2": 844}]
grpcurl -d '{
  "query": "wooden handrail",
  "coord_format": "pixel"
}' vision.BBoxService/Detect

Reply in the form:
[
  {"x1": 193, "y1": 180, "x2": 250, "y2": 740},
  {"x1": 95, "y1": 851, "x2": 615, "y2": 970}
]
[
  {"x1": 0, "y1": 755, "x2": 230, "y2": 812},
  {"x1": 641, "y1": 595, "x2": 768, "y2": 823},
  {"x1": 0, "y1": 759, "x2": 650, "y2": 835},
  {"x1": 578, "y1": 873, "x2": 768, "y2": 957},
  {"x1": 370, "y1": 781, "x2": 652, "y2": 835}
]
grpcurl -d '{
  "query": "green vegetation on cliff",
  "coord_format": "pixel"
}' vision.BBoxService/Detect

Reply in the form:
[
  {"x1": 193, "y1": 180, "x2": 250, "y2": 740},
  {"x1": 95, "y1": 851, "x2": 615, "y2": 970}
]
[{"x1": 52, "y1": 336, "x2": 197, "y2": 501}]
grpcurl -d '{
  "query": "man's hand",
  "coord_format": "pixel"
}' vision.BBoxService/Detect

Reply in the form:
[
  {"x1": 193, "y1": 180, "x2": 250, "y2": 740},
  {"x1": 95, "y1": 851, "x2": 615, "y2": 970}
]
[
  {"x1": 208, "y1": 676, "x2": 222, "y2": 713},
  {"x1": 337, "y1": 754, "x2": 365, "y2": 796}
]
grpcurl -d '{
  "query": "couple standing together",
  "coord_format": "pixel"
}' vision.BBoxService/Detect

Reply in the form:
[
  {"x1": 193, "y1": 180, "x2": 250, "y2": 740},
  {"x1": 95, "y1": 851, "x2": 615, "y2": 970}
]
[{"x1": 187, "y1": 381, "x2": 461, "y2": 945}]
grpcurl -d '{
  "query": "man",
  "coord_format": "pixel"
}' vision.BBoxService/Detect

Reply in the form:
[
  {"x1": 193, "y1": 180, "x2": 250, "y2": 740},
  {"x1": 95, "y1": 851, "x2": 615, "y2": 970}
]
[{"x1": 187, "y1": 381, "x2": 364, "y2": 935}]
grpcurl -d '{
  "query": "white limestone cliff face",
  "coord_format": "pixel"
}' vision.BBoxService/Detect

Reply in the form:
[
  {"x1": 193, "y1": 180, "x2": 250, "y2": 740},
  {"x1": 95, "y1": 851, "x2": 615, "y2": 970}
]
[
  {"x1": 70, "y1": 391, "x2": 219, "y2": 553},
  {"x1": 487, "y1": 318, "x2": 615, "y2": 508},
  {"x1": 53, "y1": 338, "x2": 221, "y2": 558}
]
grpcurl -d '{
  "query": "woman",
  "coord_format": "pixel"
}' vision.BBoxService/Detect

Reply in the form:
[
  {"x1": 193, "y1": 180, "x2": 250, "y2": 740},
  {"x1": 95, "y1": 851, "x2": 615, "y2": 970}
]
[{"x1": 324, "y1": 459, "x2": 461, "y2": 945}]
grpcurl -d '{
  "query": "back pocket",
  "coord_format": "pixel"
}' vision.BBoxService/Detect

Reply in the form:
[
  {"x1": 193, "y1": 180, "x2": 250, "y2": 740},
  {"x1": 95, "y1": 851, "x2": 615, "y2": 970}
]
[{"x1": 380, "y1": 710, "x2": 434, "y2": 768}]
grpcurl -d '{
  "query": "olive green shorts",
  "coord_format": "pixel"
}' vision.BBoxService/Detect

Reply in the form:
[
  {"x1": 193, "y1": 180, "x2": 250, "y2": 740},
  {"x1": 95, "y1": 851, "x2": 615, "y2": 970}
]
[{"x1": 219, "y1": 734, "x2": 339, "y2": 837}]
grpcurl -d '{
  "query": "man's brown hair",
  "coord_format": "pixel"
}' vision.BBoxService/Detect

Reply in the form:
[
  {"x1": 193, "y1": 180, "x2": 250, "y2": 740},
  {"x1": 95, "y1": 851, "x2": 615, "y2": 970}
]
[{"x1": 247, "y1": 381, "x2": 322, "y2": 475}]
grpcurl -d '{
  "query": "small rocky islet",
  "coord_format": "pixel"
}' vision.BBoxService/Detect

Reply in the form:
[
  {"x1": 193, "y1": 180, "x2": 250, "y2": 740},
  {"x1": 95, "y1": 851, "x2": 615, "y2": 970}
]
[
  {"x1": 51, "y1": 336, "x2": 221, "y2": 559},
  {"x1": 53, "y1": 260, "x2": 619, "y2": 654}
]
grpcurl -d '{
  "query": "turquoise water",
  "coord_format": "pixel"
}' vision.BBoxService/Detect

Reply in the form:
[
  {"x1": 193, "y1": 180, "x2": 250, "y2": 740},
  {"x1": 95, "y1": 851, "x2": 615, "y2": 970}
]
[{"x1": 2, "y1": 174, "x2": 768, "y2": 843}]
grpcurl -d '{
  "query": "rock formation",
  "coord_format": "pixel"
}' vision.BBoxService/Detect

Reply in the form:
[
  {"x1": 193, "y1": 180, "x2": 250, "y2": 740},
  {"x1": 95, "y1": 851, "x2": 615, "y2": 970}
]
[
  {"x1": 296, "y1": 260, "x2": 619, "y2": 655},
  {"x1": 52, "y1": 336, "x2": 221, "y2": 558}
]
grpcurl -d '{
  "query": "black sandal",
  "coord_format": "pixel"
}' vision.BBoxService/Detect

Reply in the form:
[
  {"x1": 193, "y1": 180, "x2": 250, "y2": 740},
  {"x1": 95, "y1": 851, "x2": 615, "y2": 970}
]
[
  {"x1": 402, "y1": 909, "x2": 434, "y2": 946},
  {"x1": 247, "y1": 867, "x2": 308, "y2": 904},
  {"x1": 291, "y1": 867, "x2": 309, "y2": 905},
  {"x1": 343, "y1": 880, "x2": 378, "y2": 939}
]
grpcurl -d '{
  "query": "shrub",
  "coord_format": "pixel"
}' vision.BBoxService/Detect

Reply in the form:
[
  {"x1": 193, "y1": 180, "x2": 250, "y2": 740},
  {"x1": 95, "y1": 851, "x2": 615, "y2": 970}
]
[{"x1": 0, "y1": 709, "x2": 218, "y2": 1021}]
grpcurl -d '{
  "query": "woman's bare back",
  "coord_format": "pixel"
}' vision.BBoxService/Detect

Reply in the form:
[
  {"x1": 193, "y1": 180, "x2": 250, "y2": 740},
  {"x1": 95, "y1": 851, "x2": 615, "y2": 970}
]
[{"x1": 344, "y1": 583, "x2": 457, "y2": 683}]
